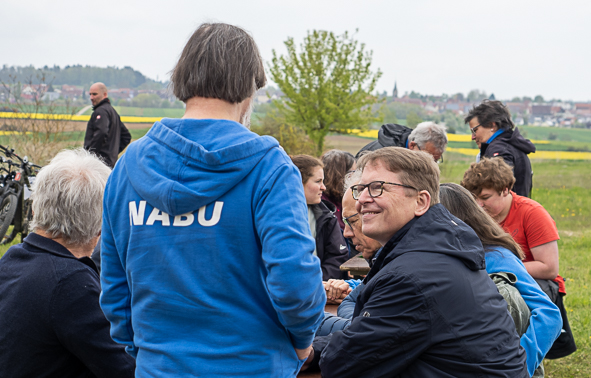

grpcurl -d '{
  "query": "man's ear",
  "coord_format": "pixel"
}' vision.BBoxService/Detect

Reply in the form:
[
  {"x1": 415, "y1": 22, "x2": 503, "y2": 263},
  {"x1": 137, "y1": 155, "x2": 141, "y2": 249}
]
[
  {"x1": 408, "y1": 141, "x2": 417, "y2": 150},
  {"x1": 414, "y1": 190, "x2": 431, "y2": 216},
  {"x1": 501, "y1": 187, "x2": 510, "y2": 197}
]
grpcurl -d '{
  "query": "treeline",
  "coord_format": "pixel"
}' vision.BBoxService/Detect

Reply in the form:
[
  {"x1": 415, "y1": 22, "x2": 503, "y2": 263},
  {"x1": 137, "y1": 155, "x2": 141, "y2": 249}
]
[{"x1": 0, "y1": 65, "x2": 165, "y2": 89}]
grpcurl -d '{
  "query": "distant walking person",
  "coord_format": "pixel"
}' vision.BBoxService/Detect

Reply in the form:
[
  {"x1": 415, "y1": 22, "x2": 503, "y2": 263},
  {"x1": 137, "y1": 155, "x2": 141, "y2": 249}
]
[
  {"x1": 84, "y1": 82, "x2": 131, "y2": 168},
  {"x1": 466, "y1": 100, "x2": 535, "y2": 197}
]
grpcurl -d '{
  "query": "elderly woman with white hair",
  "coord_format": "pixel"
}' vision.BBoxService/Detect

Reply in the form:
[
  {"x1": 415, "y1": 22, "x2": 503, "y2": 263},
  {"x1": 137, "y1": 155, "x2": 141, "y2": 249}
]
[{"x1": 0, "y1": 148, "x2": 135, "y2": 378}]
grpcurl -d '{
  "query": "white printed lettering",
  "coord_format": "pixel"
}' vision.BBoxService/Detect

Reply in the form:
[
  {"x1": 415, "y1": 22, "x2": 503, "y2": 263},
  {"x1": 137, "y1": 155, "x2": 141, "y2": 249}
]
[
  {"x1": 146, "y1": 208, "x2": 171, "y2": 226},
  {"x1": 197, "y1": 201, "x2": 224, "y2": 227},
  {"x1": 173, "y1": 212, "x2": 195, "y2": 226},
  {"x1": 129, "y1": 201, "x2": 147, "y2": 226}
]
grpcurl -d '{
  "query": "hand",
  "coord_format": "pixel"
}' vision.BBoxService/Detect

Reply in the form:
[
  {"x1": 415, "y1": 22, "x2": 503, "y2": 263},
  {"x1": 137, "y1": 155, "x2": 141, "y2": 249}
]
[
  {"x1": 297, "y1": 346, "x2": 314, "y2": 371},
  {"x1": 323, "y1": 279, "x2": 352, "y2": 303},
  {"x1": 295, "y1": 345, "x2": 313, "y2": 360}
]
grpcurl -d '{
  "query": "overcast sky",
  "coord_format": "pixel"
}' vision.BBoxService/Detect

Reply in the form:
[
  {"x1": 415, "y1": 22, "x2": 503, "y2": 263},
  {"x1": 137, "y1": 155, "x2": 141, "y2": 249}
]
[{"x1": 3, "y1": 0, "x2": 590, "y2": 101}]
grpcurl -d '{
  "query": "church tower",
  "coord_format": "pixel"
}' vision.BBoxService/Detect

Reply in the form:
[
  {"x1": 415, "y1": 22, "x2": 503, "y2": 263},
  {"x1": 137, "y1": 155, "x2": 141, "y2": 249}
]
[{"x1": 392, "y1": 81, "x2": 398, "y2": 98}]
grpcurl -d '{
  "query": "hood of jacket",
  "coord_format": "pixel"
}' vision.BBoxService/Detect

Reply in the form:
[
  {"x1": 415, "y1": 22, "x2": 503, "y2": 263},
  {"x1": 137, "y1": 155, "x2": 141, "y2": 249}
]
[
  {"x1": 375, "y1": 204, "x2": 485, "y2": 274},
  {"x1": 495, "y1": 128, "x2": 536, "y2": 154},
  {"x1": 121, "y1": 118, "x2": 280, "y2": 216},
  {"x1": 378, "y1": 123, "x2": 413, "y2": 148}
]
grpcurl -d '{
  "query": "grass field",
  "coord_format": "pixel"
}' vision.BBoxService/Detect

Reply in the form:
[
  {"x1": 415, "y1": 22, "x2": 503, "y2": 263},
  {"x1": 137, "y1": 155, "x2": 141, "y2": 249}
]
[{"x1": 0, "y1": 129, "x2": 589, "y2": 377}]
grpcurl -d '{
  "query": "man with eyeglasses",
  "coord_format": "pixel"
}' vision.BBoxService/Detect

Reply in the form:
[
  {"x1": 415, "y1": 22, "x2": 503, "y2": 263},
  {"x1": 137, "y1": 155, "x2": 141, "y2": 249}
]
[
  {"x1": 466, "y1": 100, "x2": 535, "y2": 197},
  {"x1": 355, "y1": 122, "x2": 447, "y2": 163},
  {"x1": 308, "y1": 147, "x2": 528, "y2": 378}
]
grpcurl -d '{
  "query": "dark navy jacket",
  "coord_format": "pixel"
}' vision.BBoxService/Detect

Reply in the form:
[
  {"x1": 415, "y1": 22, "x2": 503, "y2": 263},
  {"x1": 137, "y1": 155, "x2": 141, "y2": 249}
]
[
  {"x1": 310, "y1": 200, "x2": 349, "y2": 280},
  {"x1": 0, "y1": 233, "x2": 135, "y2": 378},
  {"x1": 84, "y1": 97, "x2": 131, "y2": 168},
  {"x1": 480, "y1": 128, "x2": 535, "y2": 197},
  {"x1": 318, "y1": 204, "x2": 528, "y2": 378}
]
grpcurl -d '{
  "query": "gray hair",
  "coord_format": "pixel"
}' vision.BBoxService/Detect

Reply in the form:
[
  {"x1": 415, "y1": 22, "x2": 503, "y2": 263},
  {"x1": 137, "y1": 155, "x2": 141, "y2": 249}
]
[
  {"x1": 343, "y1": 169, "x2": 362, "y2": 193},
  {"x1": 170, "y1": 23, "x2": 266, "y2": 103},
  {"x1": 30, "y1": 148, "x2": 111, "y2": 246},
  {"x1": 408, "y1": 121, "x2": 448, "y2": 153}
]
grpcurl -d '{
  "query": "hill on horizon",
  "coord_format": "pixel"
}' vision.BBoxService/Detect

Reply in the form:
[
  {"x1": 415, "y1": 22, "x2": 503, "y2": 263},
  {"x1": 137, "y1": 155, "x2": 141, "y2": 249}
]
[{"x1": 0, "y1": 64, "x2": 165, "y2": 90}]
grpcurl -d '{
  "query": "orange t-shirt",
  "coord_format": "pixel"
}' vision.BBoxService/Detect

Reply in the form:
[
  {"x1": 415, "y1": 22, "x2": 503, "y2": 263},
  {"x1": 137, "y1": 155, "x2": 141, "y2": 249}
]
[{"x1": 500, "y1": 192, "x2": 565, "y2": 294}]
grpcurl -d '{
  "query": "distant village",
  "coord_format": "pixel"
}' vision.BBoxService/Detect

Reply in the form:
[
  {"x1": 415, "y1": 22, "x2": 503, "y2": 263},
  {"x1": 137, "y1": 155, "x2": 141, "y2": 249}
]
[{"x1": 2, "y1": 81, "x2": 591, "y2": 128}]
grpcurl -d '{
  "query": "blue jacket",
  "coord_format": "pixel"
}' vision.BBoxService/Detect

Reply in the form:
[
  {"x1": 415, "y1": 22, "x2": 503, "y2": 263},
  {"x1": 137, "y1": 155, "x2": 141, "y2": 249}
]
[
  {"x1": 100, "y1": 118, "x2": 326, "y2": 377},
  {"x1": 485, "y1": 247, "x2": 562, "y2": 376},
  {"x1": 318, "y1": 205, "x2": 528, "y2": 377},
  {"x1": 0, "y1": 233, "x2": 135, "y2": 378}
]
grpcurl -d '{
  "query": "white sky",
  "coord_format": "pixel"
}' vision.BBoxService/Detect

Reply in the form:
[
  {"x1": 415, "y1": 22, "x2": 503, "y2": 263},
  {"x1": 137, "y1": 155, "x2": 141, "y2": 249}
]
[{"x1": 3, "y1": 0, "x2": 590, "y2": 101}]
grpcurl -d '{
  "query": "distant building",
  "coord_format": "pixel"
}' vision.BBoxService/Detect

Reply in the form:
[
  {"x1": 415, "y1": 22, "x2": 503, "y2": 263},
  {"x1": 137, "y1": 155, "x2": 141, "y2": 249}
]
[{"x1": 392, "y1": 81, "x2": 398, "y2": 99}]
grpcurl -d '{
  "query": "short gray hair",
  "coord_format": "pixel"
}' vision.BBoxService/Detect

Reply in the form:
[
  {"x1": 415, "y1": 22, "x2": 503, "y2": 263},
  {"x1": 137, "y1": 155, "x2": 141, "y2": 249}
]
[
  {"x1": 343, "y1": 169, "x2": 362, "y2": 193},
  {"x1": 30, "y1": 148, "x2": 111, "y2": 246},
  {"x1": 408, "y1": 121, "x2": 448, "y2": 153}
]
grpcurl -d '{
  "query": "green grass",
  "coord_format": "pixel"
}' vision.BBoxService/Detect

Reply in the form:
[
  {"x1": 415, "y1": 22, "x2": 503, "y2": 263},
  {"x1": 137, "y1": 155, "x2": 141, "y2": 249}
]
[{"x1": 519, "y1": 125, "x2": 591, "y2": 144}]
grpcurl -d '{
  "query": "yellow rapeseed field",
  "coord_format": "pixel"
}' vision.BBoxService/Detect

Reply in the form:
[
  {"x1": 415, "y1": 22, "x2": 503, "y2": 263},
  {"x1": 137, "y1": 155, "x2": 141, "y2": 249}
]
[
  {"x1": 446, "y1": 147, "x2": 591, "y2": 161},
  {"x1": 351, "y1": 129, "x2": 549, "y2": 144},
  {"x1": 0, "y1": 112, "x2": 161, "y2": 124}
]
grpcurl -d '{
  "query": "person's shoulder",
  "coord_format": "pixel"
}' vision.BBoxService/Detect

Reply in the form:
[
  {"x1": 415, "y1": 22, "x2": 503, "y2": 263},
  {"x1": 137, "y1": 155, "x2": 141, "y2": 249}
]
[{"x1": 512, "y1": 193, "x2": 544, "y2": 212}]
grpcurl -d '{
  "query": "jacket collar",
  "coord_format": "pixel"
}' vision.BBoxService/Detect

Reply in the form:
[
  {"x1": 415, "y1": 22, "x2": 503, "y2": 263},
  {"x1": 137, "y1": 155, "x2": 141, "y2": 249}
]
[
  {"x1": 23, "y1": 233, "x2": 99, "y2": 273},
  {"x1": 363, "y1": 204, "x2": 485, "y2": 284},
  {"x1": 92, "y1": 97, "x2": 110, "y2": 111}
]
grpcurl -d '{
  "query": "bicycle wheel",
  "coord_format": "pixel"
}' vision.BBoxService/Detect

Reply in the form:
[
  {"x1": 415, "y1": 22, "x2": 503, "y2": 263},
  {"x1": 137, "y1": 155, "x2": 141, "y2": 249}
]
[{"x1": 0, "y1": 194, "x2": 18, "y2": 242}]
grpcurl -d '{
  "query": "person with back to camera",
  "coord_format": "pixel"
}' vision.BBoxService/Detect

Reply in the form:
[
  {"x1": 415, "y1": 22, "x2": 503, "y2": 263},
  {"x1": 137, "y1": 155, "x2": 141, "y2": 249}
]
[
  {"x1": 305, "y1": 147, "x2": 528, "y2": 377},
  {"x1": 439, "y1": 183, "x2": 562, "y2": 377},
  {"x1": 465, "y1": 100, "x2": 536, "y2": 197},
  {"x1": 0, "y1": 148, "x2": 135, "y2": 378},
  {"x1": 320, "y1": 149, "x2": 356, "y2": 230},
  {"x1": 355, "y1": 121, "x2": 447, "y2": 163},
  {"x1": 291, "y1": 155, "x2": 349, "y2": 280},
  {"x1": 99, "y1": 23, "x2": 325, "y2": 377},
  {"x1": 461, "y1": 157, "x2": 577, "y2": 359}
]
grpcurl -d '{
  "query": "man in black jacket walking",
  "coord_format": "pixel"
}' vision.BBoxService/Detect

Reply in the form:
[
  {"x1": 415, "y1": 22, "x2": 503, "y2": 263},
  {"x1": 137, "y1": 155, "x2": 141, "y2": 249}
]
[
  {"x1": 312, "y1": 147, "x2": 528, "y2": 378},
  {"x1": 84, "y1": 82, "x2": 131, "y2": 168}
]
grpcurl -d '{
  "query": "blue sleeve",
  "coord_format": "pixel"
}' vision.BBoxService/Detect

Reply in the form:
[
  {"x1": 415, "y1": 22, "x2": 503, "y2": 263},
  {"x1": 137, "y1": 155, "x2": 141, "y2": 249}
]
[
  {"x1": 254, "y1": 161, "x2": 326, "y2": 349},
  {"x1": 345, "y1": 279, "x2": 362, "y2": 290},
  {"x1": 99, "y1": 182, "x2": 137, "y2": 358},
  {"x1": 338, "y1": 282, "x2": 365, "y2": 319},
  {"x1": 485, "y1": 249, "x2": 562, "y2": 375}
]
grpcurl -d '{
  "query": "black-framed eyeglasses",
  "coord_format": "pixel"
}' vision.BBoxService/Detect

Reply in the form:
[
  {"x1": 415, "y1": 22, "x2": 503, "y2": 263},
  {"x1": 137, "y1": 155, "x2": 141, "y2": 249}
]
[
  {"x1": 470, "y1": 124, "x2": 482, "y2": 135},
  {"x1": 343, "y1": 213, "x2": 359, "y2": 235},
  {"x1": 416, "y1": 144, "x2": 444, "y2": 164},
  {"x1": 351, "y1": 181, "x2": 418, "y2": 200}
]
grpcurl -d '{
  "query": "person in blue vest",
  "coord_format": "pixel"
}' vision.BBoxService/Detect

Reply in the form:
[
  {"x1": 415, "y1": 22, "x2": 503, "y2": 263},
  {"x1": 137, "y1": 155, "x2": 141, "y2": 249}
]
[
  {"x1": 99, "y1": 23, "x2": 325, "y2": 377},
  {"x1": 466, "y1": 100, "x2": 536, "y2": 197}
]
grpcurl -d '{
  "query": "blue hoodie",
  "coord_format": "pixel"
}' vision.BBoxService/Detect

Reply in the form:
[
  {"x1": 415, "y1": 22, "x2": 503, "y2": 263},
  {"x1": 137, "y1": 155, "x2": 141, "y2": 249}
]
[
  {"x1": 485, "y1": 247, "x2": 562, "y2": 376},
  {"x1": 100, "y1": 118, "x2": 326, "y2": 377}
]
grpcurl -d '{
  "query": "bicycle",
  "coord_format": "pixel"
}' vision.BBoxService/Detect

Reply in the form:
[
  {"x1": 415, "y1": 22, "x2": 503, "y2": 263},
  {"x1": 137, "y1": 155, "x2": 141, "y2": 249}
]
[{"x1": 0, "y1": 145, "x2": 41, "y2": 245}]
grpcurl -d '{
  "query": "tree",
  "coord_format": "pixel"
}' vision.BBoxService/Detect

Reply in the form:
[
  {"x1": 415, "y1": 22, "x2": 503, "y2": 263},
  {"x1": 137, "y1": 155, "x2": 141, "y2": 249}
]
[
  {"x1": 534, "y1": 95, "x2": 545, "y2": 103},
  {"x1": 406, "y1": 112, "x2": 422, "y2": 129},
  {"x1": 270, "y1": 30, "x2": 382, "y2": 155}
]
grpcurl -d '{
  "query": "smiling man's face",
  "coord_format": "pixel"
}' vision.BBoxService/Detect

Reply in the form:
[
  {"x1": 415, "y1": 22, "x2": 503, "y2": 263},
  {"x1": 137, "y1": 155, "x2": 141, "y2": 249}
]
[
  {"x1": 342, "y1": 188, "x2": 382, "y2": 259},
  {"x1": 355, "y1": 160, "x2": 418, "y2": 245}
]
